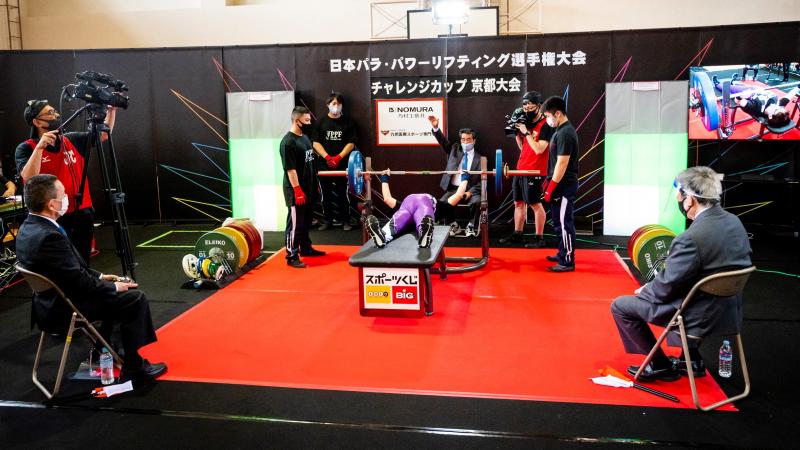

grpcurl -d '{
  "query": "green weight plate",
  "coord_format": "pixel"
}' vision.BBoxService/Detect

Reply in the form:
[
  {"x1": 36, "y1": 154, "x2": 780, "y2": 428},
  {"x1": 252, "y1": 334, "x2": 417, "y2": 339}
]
[
  {"x1": 215, "y1": 227, "x2": 249, "y2": 269},
  {"x1": 637, "y1": 234, "x2": 674, "y2": 280},
  {"x1": 195, "y1": 231, "x2": 241, "y2": 271},
  {"x1": 633, "y1": 228, "x2": 674, "y2": 271}
]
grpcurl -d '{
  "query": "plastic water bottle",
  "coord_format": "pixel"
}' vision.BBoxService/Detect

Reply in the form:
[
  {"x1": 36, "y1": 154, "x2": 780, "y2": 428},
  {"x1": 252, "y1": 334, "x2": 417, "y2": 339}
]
[
  {"x1": 100, "y1": 347, "x2": 114, "y2": 385},
  {"x1": 718, "y1": 340, "x2": 733, "y2": 378}
]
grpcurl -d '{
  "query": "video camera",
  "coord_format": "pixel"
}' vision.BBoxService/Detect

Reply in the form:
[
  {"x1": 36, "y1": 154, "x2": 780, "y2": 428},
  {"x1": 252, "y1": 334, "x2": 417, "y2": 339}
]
[
  {"x1": 504, "y1": 107, "x2": 528, "y2": 137},
  {"x1": 72, "y1": 71, "x2": 130, "y2": 109}
]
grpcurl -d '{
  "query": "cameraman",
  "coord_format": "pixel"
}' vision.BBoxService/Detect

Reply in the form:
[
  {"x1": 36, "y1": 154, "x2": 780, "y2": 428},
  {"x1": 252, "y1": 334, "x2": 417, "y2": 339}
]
[
  {"x1": 499, "y1": 91, "x2": 553, "y2": 248},
  {"x1": 15, "y1": 99, "x2": 117, "y2": 265}
]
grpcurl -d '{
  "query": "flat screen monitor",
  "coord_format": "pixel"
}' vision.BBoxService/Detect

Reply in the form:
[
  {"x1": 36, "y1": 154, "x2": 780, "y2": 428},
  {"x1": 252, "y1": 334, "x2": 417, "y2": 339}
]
[{"x1": 688, "y1": 63, "x2": 800, "y2": 140}]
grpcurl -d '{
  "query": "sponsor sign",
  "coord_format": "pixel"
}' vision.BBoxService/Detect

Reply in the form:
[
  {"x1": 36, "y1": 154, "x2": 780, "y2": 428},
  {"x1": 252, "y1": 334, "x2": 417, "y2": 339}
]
[
  {"x1": 362, "y1": 267, "x2": 420, "y2": 310},
  {"x1": 375, "y1": 98, "x2": 445, "y2": 146}
]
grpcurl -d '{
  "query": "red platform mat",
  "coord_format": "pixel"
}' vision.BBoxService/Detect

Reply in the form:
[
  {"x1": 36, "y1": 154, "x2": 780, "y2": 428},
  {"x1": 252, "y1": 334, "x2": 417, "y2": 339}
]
[{"x1": 142, "y1": 247, "x2": 735, "y2": 410}]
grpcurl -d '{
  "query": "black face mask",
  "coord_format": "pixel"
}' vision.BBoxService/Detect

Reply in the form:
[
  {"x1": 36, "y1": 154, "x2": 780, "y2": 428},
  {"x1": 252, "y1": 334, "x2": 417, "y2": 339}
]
[
  {"x1": 525, "y1": 110, "x2": 538, "y2": 122},
  {"x1": 677, "y1": 197, "x2": 689, "y2": 218},
  {"x1": 298, "y1": 122, "x2": 313, "y2": 136},
  {"x1": 44, "y1": 118, "x2": 62, "y2": 130}
]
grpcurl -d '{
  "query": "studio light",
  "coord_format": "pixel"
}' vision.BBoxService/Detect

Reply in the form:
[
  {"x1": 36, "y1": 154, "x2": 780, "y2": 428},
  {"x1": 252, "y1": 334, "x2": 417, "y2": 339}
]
[{"x1": 432, "y1": 0, "x2": 469, "y2": 25}]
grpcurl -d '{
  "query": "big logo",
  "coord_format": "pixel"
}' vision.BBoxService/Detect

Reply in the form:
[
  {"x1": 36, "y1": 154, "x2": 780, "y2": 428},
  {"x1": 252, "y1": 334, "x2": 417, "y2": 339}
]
[{"x1": 391, "y1": 286, "x2": 418, "y2": 305}]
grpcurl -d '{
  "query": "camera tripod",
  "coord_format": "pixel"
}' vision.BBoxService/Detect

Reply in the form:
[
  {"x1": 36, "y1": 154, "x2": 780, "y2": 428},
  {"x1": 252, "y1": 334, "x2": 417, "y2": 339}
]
[{"x1": 62, "y1": 103, "x2": 136, "y2": 279}]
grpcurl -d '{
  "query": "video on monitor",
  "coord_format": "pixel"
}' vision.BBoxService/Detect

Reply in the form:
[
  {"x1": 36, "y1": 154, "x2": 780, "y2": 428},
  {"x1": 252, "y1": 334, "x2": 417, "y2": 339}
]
[{"x1": 688, "y1": 63, "x2": 800, "y2": 140}]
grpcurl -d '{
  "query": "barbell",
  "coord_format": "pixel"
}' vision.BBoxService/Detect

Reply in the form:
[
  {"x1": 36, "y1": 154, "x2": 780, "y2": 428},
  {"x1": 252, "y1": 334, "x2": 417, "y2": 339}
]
[
  {"x1": 319, "y1": 149, "x2": 541, "y2": 196},
  {"x1": 690, "y1": 70, "x2": 800, "y2": 132}
]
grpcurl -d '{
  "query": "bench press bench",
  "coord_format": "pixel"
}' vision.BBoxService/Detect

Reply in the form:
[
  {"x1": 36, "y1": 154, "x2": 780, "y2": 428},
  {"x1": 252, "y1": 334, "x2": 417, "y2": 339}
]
[{"x1": 349, "y1": 226, "x2": 449, "y2": 317}]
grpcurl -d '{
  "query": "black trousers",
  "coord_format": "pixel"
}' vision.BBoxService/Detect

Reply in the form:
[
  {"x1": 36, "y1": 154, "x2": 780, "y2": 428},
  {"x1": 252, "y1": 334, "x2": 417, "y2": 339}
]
[
  {"x1": 438, "y1": 189, "x2": 481, "y2": 227},
  {"x1": 549, "y1": 181, "x2": 577, "y2": 267},
  {"x1": 58, "y1": 207, "x2": 94, "y2": 266},
  {"x1": 284, "y1": 204, "x2": 314, "y2": 261},
  {"x1": 86, "y1": 289, "x2": 157, "y2": 368},
  {"x1": 319, "y1": 177, "x2": 353, "y2": 224}
]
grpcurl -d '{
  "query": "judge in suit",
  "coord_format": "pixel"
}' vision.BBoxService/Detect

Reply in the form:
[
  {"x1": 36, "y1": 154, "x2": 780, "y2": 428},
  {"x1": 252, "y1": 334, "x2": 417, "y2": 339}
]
[
  {"x1": 427, "y1": 115, "x2": 482, "y2": 237},
  {"x1": 611, "y1": 166, "x2": 752, "y2": 382},
  {"x1": 16, "y1": 174, "x2": 166, "y2": 382}
]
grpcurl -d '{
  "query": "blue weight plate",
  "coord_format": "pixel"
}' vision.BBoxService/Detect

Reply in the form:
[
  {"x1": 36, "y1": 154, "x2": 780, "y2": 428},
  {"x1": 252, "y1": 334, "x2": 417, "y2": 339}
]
[
  {"x1": 494, "y1": 149, "x2": 503, "y2": 196},
  {"x1": 347, "y1": 150, "x2": 364, "y2": 195}
]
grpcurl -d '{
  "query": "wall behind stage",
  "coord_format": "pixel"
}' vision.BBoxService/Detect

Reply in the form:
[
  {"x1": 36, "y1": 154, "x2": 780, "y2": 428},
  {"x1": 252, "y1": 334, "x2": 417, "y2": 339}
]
[{"x1": 1, "y1": 22, "x2": 798, "y2": 231}]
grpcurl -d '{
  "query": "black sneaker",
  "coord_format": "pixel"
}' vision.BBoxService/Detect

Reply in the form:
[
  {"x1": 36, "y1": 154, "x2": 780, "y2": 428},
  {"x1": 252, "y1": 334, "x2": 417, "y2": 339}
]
[
  {"x1": 524, "y1": 237, "x2": 546, "y2": 248},
  {"x1": 498, "y1": 232, "x2": 524, "y2": 245},
  {"x1": 365, "y1": 215, "x2": 386, "y2": 248},
  {"x1": 545, "y1": 255, "x2": 559, "y2": 262},
  {"x1": 418, "y1": 215, "x2": 434, "y2": 248},
  {"x1": 547, "y1": 264, "x2": 575, "y2": 273},
  {"x1": 287, "y1": 258, "x2": 306, "y2": 268},
  {"x1": 300, "y1": 247, "x2": 326, "y2": 257}
]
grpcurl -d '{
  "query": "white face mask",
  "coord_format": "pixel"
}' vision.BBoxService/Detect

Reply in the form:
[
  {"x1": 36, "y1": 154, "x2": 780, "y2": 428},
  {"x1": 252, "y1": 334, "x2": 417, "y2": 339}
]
[
  {"x1": 57, "y1": 195, "x2": 69, "y2": 217},
  {"x1": 546, "y1": 116, "x2": 557, "y2": 128},
  {"x1": 328, "y1": 105, "x2": 342, "y2": 115}
]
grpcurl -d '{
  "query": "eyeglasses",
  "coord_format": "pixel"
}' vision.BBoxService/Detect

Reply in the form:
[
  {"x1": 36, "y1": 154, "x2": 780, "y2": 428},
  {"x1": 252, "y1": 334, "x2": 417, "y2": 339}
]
[{"x1": 36, "y1": 109, "x2": 59, "y2": 119}]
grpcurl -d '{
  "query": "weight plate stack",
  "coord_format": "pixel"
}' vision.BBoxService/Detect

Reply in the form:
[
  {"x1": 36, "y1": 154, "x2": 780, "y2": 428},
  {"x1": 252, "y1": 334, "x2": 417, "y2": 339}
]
[
  {"x1": 628, "y1": 224, "x2": 676, "y2": 281},
  {"x1": 195, "y1": 231, "x2": 241, "y2": 271},
  {"x1": 215, "y1": 227, "x2": 249, "y2": 269}
]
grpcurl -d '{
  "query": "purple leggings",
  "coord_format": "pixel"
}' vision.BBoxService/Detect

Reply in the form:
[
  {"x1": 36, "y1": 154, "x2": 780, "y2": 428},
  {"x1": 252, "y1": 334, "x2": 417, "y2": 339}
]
[{"x1": 390, "y1": 194, "x2": 436, "y2": 236}]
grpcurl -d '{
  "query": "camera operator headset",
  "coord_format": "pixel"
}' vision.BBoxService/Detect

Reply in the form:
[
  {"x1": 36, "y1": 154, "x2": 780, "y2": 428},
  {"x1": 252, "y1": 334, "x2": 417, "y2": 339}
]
[
  {"x1": 15, "y1": 98, "x2": 117, "y2": 266},
  {"x1": 500, "y1": 91, "x2": 554, "y2": 248}
]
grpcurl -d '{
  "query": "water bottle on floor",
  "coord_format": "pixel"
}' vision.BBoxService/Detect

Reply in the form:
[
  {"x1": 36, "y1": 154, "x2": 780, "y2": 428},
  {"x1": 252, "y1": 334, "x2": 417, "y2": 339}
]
[
  {"x1": 718, "y1": 340, "x2": 733, "y2": 378},
  {"x1": 100, "y1": 347, "x2": 114, "y2": 385}
]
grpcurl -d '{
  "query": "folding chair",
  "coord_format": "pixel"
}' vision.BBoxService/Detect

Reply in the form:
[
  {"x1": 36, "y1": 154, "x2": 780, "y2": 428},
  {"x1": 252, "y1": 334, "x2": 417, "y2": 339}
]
[
  {"x1": 633, "y1": 266, "x2": 756, "y2": 411},
  {"x1": 16, "y1": 264, "x2": 123, "y2": 399}
]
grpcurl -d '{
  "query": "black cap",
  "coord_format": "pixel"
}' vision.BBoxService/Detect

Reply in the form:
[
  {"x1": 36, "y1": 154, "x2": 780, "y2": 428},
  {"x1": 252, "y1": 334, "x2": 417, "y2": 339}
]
[
  {"x1": 522, "y1": 91, "x2": 542, "y2": 105},
  {"x1": 24, "y1": 99, "x2": 49, "y2": 125}
]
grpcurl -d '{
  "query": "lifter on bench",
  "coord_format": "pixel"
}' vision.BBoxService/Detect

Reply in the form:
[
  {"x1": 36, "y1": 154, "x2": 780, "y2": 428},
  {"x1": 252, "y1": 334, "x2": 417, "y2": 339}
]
[{"x1": 365, "y1": 169, "x2": 459, "y2": 249}]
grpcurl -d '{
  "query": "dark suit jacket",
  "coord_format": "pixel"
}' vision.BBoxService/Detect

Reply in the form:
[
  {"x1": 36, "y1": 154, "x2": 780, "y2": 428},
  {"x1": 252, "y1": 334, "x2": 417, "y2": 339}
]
[
  {"x1": 16, "y1": 214, "x2": 117, "y2": 332},
  {"x1": 637, "y1": 205, "x2": 752, "y2": 336},
  {"x1": 432, "y1": 128, "x2": 481, "y2": 197}
]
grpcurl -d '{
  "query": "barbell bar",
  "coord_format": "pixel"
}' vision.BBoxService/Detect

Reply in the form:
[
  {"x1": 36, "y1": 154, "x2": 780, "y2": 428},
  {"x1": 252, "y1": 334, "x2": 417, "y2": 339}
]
[{"x1": 320, "y1": 149, "x2": 541, "y2": 196}]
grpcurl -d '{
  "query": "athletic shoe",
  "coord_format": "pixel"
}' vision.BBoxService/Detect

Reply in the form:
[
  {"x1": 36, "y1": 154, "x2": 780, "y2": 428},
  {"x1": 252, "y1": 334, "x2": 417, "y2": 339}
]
[
  {"x1": 498, "y1": 232, "x2": 524, "y2": 245},
  {"x1": 287, "y1": 258, "x2": 306, "y2": 268},
  {"x1": 300, "y1": 247, "x2": 326, "y2": 257},
  {"x1": 418, "y1": 215, "x2": 435, "y2": 248},
  {"x1": 524, "y1": 237, "x2": 546, "y2": 248},
  {"x1": 448, "y1": 221, "x2": 462, "y2": 237},
  {"x1": 545, "y1": 255, "x2": 559, "y2": 262},
  {"x1": 464, "y1": 224, "x2": 478, "y2": 238},
  {"x1": 342, "y1": 223, "x2": 353, "y2": 231},
  {"x1": 366, "y1": 215, "x2": 386, "y2": 248},
  {"x1": 547, "y1": 264, "x2": 575, "y2": 273},
  {"x1": 317, "y1": 222, "x2": 332, "y2": 231}
]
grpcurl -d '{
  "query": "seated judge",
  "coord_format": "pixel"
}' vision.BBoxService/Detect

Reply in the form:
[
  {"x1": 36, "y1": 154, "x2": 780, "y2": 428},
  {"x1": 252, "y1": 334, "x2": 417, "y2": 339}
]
[{"x1": 16, "y1": 174, "x2": 166, "y2": 383}]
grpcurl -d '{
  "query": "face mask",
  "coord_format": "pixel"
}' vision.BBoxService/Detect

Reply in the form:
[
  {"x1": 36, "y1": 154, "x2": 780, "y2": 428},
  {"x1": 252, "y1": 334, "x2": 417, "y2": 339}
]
[
  {"x1": 677, "y1": 196, "x2": 689, "y2": 218},
  {"x1": 57, "y1": 195, "x2": 69, "y2": 217},
  {"x1": 328, "y1": 105, "x2": 342, "y2": 115},
  {"x1": 525, "y1": 109, "x2": 537, "y2": 121},
  {"x1": 298, "y1": 121, "x2": 313, "y2": 135},
  {"x1": 546, "y1": 116, "x2": 557, "y2": 128},
  {"x1": 461, "y1": 143, "x2": 474, "y2": 152},
  {"x1": 45, "y1": 118, "x2": 62, "y2": 130}
]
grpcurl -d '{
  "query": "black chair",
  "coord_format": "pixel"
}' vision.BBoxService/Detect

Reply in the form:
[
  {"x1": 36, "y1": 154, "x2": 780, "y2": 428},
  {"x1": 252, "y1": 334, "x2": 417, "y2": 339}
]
[
  {"x1": 16, "y1": 264, "x2": 122, "y2": 399},
  {"x1": 633, "y1": 266, "x2": 756, "y2": 411}
]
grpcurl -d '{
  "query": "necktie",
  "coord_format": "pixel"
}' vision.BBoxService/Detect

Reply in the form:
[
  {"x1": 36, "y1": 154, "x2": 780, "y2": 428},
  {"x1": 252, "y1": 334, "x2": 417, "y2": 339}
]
[{"x1": 461, "y1": 152, "x2": 470, "y2": 181}]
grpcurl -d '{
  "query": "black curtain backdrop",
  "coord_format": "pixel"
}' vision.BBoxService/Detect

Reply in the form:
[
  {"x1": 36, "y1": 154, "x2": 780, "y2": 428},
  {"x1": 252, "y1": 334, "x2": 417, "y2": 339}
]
[{"x1": 1, "y1": 22, "x2": 797, "y2": 229}]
